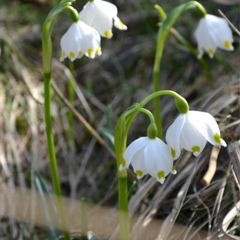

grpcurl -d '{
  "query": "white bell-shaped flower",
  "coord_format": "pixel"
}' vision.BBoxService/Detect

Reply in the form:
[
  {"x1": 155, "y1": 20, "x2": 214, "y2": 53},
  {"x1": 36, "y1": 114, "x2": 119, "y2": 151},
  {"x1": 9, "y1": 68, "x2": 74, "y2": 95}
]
[
  {"x1": 166, "y1": 111, "x2": 227, "y2": 159},
  {"x1": 60, "y1": 21, "x2": 101, "y2": 61},
  {"x1": 119, "y1": 137, "x2": 175, "y2": 184},
  {"x1": 194, "y1": 14, "x2": 234, "y2": 58},
  {"x1": 79, "y1": 0, "x2": 127, "y2": 39}
]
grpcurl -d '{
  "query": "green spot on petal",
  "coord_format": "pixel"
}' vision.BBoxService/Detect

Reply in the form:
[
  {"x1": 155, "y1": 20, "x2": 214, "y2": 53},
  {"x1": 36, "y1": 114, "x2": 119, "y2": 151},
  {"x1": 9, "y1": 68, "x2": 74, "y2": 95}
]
[
  {"x1": 105, "y1": 30, "x2": 113, "y2": 39},
  {"x1": 69, "y1": 52, "x2": 75, "y2": 59},
  {"x1": 192, "y1": 146, "x2": 201, "y2": 153},
  {"x1": 87, "y1": 49, "x2": 94, "y2": 57},
  {"x1": 208, "y1": 49, "x2": 214, "y2": 58},
  {"x1": 214, "y1": 133, "x2": 221, "y2": 144},
  {"x1": 60, "y1": 52, "x2": 66, "y2": 60},
  {"x1": 96, "y1": 47, "x2": 102, "y2": 55},
  {"x1": 157, "y1": 171, "x2": 165, "y2": 180},
  {"x1": 225, "y1": 41, "x2": 232, "y2": 49},
  {"x1": 119, "y1": 20, "x2": 127, "y2": 29},
  {"x1": 171, "y1": 148, "x2": 176, "y2": 159},
  {"x1": 136, "y1": 170, "x2": 143, "y2": 178},
  {"x1": 171, "y1": 166, "x2": 177, "y2": 175}
]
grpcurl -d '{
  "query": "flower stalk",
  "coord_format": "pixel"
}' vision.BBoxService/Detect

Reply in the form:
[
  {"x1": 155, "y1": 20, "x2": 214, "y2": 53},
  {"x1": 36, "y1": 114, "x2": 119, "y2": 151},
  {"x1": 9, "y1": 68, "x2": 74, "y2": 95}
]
[
  {"x1": 115, "y1": 116, "x2": 131, "y2": 240},
  {"x1": 114, "y1": 91, "x2": 188, "y2": 238},
  {"x1": 44, "y1": 73, "x2": 62, "y2": 196},
  {"x1": 42, "y1": 3, "x2": 77, "y2": 240},
  {"x1": 153, "y1": 1, "x2": 207, "y2": 139}
]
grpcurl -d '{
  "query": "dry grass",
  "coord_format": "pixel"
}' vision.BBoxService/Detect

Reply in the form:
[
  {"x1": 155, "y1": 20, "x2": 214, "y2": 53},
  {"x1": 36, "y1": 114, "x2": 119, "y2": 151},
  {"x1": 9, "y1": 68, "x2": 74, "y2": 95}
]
[{"x1": 0, "y1": 0, "x2": 239, "y2": 239}]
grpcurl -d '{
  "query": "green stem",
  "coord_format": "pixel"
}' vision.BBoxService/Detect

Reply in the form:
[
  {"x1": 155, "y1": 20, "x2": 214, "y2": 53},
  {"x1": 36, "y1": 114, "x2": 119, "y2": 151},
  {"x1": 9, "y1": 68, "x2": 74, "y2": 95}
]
[
  {"x1": 67, "y1": 62, "x2": 75, "y2": 149},
  {"x1": 138, "y1": 108, "x2": 155, "y2": 124},
  {"x1": 115, "y1": 117, "x2": 131, "y2": 240},
  {"x1": 114, "y1": 90, "x2": 188, "y2": 240},
  {"x1": 118, "y1": 173, "x2": 130, "y2": 240},
  {"x1": 42, "y1": 5, "x2": 72, "y2": 240},
  {"x1": 140, "y1": 90, "x2": 189, "y2": 113},
  {"x1": 153, "y1": 34, "x2": 164, "y2": 140},
  {"x1": 44, "y1": 74, "x2": 62, "y2": 196},
  {"x1": 155, "y1": 5, "x2": 167, "y2": 21},
  {"x1": 153, "y1": 1, "x2": 207, "y2": 140},
  {"x1": 44, "y1": 73, "x2": 71, "y2": 240},
  {"x1": 44, "y1": 74, "x2": 70, "y2": 240}
]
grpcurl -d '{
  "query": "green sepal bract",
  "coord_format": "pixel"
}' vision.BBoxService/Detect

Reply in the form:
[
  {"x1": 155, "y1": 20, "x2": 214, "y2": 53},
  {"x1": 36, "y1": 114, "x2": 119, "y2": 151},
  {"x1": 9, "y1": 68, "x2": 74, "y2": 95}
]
[{"x1": 175, "y1": 95, "x2": 189, "y2": 114}]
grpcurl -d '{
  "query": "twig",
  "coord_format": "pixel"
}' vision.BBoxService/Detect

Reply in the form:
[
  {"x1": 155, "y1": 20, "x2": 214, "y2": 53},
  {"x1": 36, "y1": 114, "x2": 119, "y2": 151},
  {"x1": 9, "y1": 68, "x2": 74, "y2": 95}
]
[
  {"x1": 218, "y1": 9, "x2": 240, "y2": 36},
  {"x1": 228, "y1": 141, "x2": 240, "y2": 188}
]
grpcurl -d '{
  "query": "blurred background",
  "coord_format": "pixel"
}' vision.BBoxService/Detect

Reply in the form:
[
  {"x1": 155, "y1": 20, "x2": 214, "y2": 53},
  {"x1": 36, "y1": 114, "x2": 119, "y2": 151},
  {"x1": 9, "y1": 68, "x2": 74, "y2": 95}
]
[{"x1": 0, "y1": 0, "x2": 239, "y2": 239}]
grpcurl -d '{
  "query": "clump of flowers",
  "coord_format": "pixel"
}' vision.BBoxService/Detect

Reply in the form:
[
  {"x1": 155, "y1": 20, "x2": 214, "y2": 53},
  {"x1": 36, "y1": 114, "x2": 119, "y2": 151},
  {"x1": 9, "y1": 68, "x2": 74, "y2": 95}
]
[
  {"x1": 118, "y1": 97, "x2": 227, "y2": 184},
  {"x1": 59, "y1": 0, "x2": 127, "y2": 61}
]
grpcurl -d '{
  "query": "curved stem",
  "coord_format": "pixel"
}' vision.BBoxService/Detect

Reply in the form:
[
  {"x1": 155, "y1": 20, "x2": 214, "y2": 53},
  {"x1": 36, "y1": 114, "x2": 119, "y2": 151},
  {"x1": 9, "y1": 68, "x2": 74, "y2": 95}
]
[
  {"x1": 155, "y1": 5, "x2": 167, "y2": 21},
  {"x1": 114, "y1": 89, "x2": 188, "y2": 240},
  {"x1": 140, "y1": 90, "x2": 189, "y2": 112},
  {"x1": 42, "y1": 6, "x2": 71, "y2": 240},
  {"x1": 138, "y1": 108, "x2": 155, "y2": 124},
  {"x1": 153, "y1": 1, "x2": 207, "y2": 140}
]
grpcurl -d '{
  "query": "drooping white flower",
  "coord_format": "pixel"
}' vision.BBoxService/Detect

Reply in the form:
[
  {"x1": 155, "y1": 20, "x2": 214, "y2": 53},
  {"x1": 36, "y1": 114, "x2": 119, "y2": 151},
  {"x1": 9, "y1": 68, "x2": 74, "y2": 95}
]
[
  {"x1": 79, "y1": 0, "x2": 127, "y2": 39},
  {"x1": 194, "y1": 14, "x2": 234, "y2": 58},
  {"x1": 119, "y1": 137, "x2": 175, "y2": 184},
  {"x1": 166, "y1": 110, "x2": 227, "y2": 159},
  {"x1": 60, "y1": 21, "x2": 101, "y2": 61}
]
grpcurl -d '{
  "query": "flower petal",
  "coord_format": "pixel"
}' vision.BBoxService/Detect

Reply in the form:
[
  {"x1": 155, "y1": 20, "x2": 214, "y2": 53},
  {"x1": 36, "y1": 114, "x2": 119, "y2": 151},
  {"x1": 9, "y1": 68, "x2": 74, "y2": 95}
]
[
  {"x1": 194, "y1": 14, "x2": 234, "y2": 58},
  {"x1": 114, "y1": 16, "x2": 127, "y2": 30},
  {"x1": 123, "y1": 137, "x2": 149, "y2": 169},
  {"x1": 145, "y1": 139, "x2": 173, "y2": 180},
  {"x1": 122, "y1": 136, "x2": 175, "y2": 183},
  {"x1": 166, "y1": 114, "x2": 186, "y2": 159},
  {"x1": 60, "y1": 23, "x2": 80, "y2": 61},
  {"x1": 205, "y1": 15, "x2": 234, "y2": 51},
  {"x1": 79, "y1": 0, "x2": 127, "y2": 38},
  {"x1": 187, "y1": 111, "x2": 226, "y2": 147},
  {"x1": 180, "y1": 118, "x2": 207, "y2": 156},
  {"x1": 131, "y1": 150, "x2": 148, "y2": 179},
  {"x1": 79, "y1": 2, "x2": 95, "y2": 26},
  {"x1": 195, "y1": 18, "x2": 218, "y2": 58},
  {"x1": 92, "y1": 5, "x2": 114, "y2": 37},
  {"x1": 60, "y1": 21, "x2": 101, "y2": 61}
]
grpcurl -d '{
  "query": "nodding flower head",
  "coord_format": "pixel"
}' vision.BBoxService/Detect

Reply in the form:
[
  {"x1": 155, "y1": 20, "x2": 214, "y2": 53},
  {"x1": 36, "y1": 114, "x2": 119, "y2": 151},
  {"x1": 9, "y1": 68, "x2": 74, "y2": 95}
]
[
  {"x1": 166, "y1": 110, "x2": 227, "y2": 159},
  {"x1": 120, "y1": 137, "x2": 175, "y2": 184},
  {"x1": 79, "y1": 0, "x2": 127, "y2": 39},
  {"x1": 60, "y1": 21, "x2": 101, "y2": 62},
  {"x1": 194, "y1": 14, "x2": 234, "y2": 59}
]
